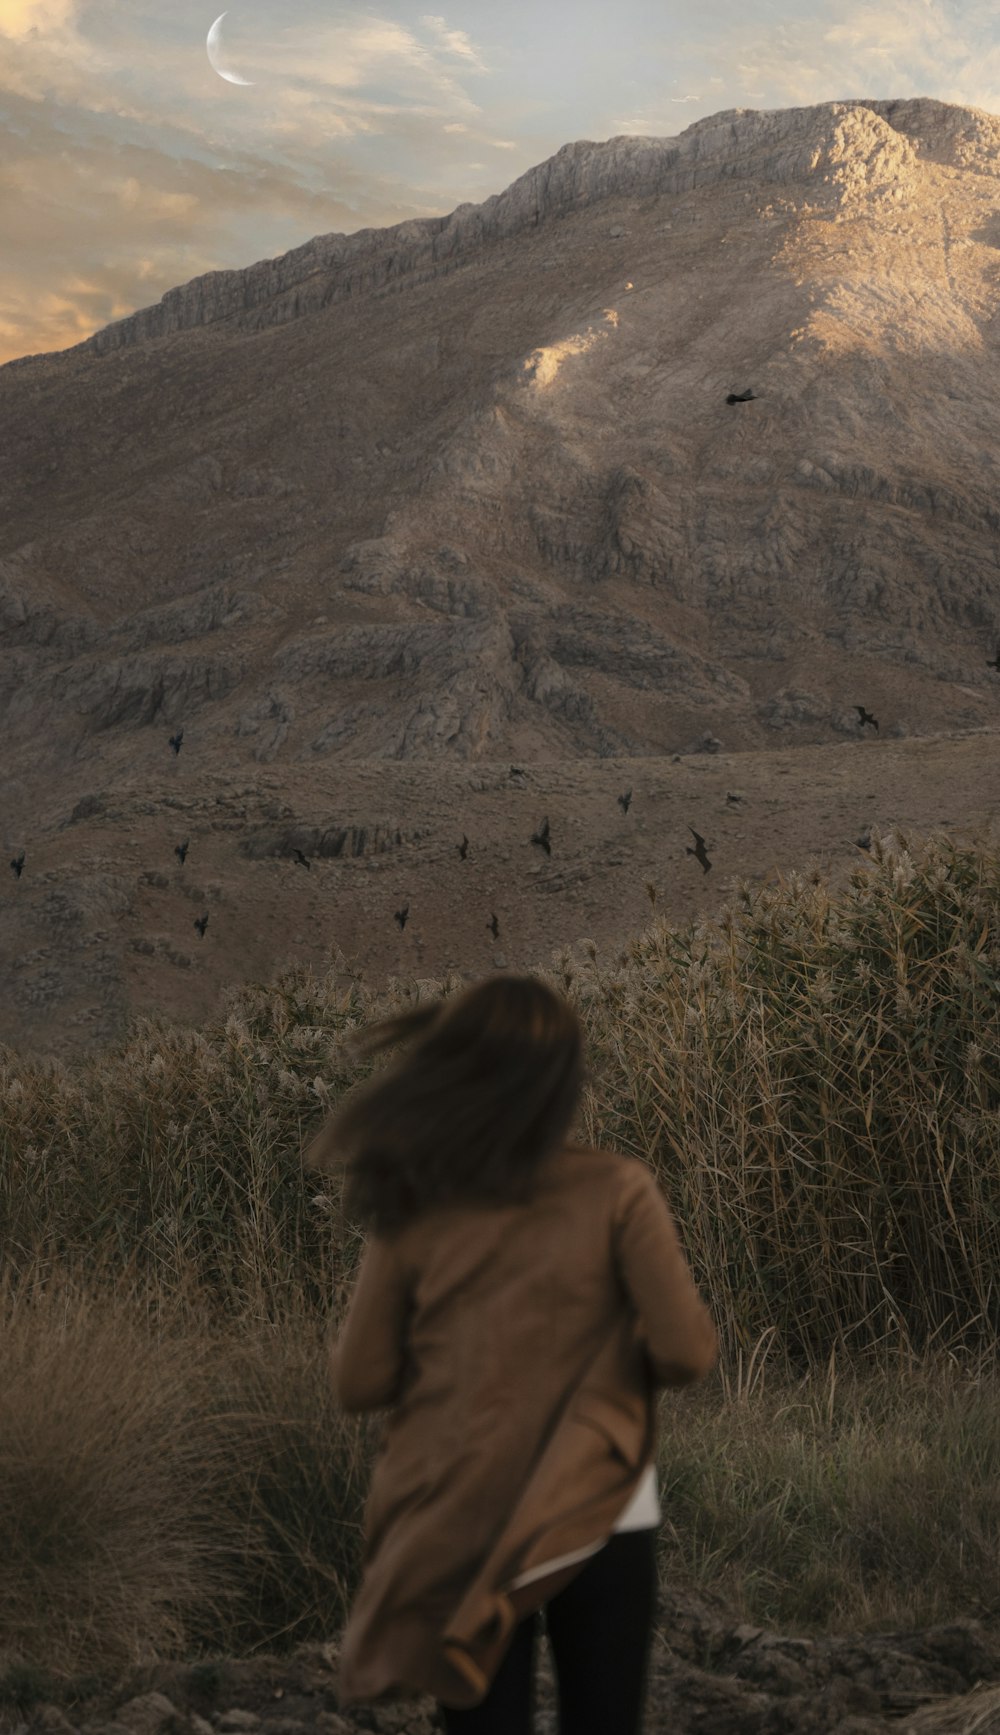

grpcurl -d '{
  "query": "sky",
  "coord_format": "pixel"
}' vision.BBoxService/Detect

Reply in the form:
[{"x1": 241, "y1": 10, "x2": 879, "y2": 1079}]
[{"x1": 1, "y1": 0, "x2": 999, "y2": 366}]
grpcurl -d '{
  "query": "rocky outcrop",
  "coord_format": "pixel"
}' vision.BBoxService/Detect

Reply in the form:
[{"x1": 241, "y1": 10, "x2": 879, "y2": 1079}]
[
  {"x1": 113, "y1": 588, "x2": 261, "y2": 654},
  {"x1": 237, "y1": 824, "x2": 406, "y2": 861},
  {"x1": 338, "y1": 538, "x2": 491, "y2": 620},
  {"x1": 10, "y1": 649, "x2": 249, "y2": 734}
]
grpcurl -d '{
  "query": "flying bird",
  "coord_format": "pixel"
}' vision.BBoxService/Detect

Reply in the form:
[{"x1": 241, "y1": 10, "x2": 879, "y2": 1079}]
[
  {"x1": 618, "y1": 788, "x2": 633, "y2": 814},
  {"x1": 394, "y1": 904, "x2": 409, "y2": 931},
  {"x1": 531, "y1": 817, "x2": 551, "y2": 856},
  {"x1": 169, "y1": 730, "x2": 184, "y2": 755},
  {"x1": 458, "y1": 835, "x2": 469, "y2": 860},
  {"x1": 987, "y1": 647, "x2": 1000, "y2": 671},
  {"x1": 855, "y1": 706, "x2": 879, "y2": 733},
  {"x1": 10, "y1": 851, "x2": 24, "y2": 879},
  {"x1": 292, "y1": 849, "x2": 311, "y2": 870},
  {"x1": 686, "y1": 827, "x2": 713, "y2": 873},
  {"x1": 174, "y1": 840, "x2": 189, "y2": 866},
  {"x1": 487, "y1": 912, "x2": 500, "y2": 940},
  {"x1": 194, "y1": 914, "x2": 209, "y2": 937},
  {"x1": 726, "y1": 388, "x2": 756, "y2": 404}
]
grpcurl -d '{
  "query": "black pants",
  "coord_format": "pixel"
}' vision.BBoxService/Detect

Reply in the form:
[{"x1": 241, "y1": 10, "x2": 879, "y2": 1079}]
[{"x1": 439, "y1": 1527, "x2": 657, "y2": 1735}]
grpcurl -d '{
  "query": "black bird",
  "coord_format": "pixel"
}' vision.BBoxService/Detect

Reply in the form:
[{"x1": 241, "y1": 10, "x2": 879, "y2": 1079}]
[
  {"x1": 293, "y1": 848, "x2": 311, "y2": 870},
  {"x1": 169, "y1": 730, "x2": 184, "y2": 755},
  {"x1": 530, "y1": 816, "x2": 551, "y2": 856},
  {"x1": 686, "y1": 827, "x2": 713, "y2": 873},
  {"x1": 10, "y1": 851, "x2": 24, "y2": 879},
  {"x1": 458, "y1": 835, "x2": 469, "y2": 860},
  {"x1": 394, "y1": 904, "x2": 409, "y2": 931},
  {"x1": 174, "y1": 839, "x2": 189, "y2": 866},
  {"x1": 855, "y1": 706, "x2": 879, "y2": 733},
  {"x1": 855, "y1": 832, "x2": 872, "y2": 852},
  {"x1": 510, "y1": 765, "x2": 526, "y2": 779},
  {"x1": 194, "y1": 913, "x2": 209, "y2": 937},
  {"x1": 726, "y1": 388, "x2": 756, "y2": 404},
  {"x1": 487, "y1": 912, "x2": 500, "y2": 940},
  {"x1": 618, "y1": 788, "x2": 633, "y2": 815},
  {"x1": 726, "y1": 792, "x2": 743, "y2": 805},
  {"x1": 987, "y1": 646, "x2": 1000, "y2": 672}
]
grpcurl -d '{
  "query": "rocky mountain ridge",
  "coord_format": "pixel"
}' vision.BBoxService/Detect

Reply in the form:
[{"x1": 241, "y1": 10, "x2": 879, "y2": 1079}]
[{"x1": 2, "y1": 97, "x2": 995, "y2": 363}]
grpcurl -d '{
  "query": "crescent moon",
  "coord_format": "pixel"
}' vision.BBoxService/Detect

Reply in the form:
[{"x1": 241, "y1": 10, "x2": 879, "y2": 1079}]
[{"x1": 207, "y1": 12, "x2": 255, "y2": 85}]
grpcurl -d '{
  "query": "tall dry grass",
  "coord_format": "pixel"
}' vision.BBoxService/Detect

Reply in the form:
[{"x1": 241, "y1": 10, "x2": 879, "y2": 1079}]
[
  {"x1": 0, "y1": 1274, "x2": 235, "y2": 1676},
  {"x1": 1, "y1": 822, "x2": 999, "y2": 1681},
  {"x1": 3, "y1": 823, "x2": 997, "y2": 1359},
  {"x1": 571, "y1": 824, "x2": 1000, "y2": 1360},
  {"x1": 0, "y1": 1271, "x2": 384, "y2": 1678},
  {"x1": 1, "y1": 1274, "x2": 997, "y2": 1687}
]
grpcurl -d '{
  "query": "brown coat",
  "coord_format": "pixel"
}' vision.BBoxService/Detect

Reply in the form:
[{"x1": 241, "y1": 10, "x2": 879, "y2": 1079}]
[{"x1": 324, "y1": 1141, "x2": 718, "y2": 1711}]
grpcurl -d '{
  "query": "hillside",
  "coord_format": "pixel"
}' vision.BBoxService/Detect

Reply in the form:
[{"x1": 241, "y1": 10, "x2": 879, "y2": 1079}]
[{"x1": 3, "y1": 96, "x2": 1000, "y2": 1057}]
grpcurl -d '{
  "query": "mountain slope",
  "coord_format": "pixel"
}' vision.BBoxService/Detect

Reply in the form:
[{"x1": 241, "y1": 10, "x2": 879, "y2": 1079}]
[{"x1": 3, "y1": 97, "x2": 1000, "y2": 1056}]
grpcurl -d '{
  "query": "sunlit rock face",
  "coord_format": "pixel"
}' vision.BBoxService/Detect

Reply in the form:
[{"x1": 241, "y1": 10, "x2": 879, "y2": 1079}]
[{"x1": 3, "y1": 96, "x2": 1000, "y2": 776}]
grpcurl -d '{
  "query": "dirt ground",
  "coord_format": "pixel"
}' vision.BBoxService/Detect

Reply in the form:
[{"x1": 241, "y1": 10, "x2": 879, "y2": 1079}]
[
  {"x1": 7, "y1": 729, "x2": 1000, "y2": 1063},
  {"x1": 6, "y1": 1585, "x2": 1000, "y2": 1735}
]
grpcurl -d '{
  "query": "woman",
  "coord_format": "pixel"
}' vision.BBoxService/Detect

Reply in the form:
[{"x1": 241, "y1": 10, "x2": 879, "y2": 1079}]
[{"x1": 306, "y1": 972, "x2": 718, "y2": 1735}]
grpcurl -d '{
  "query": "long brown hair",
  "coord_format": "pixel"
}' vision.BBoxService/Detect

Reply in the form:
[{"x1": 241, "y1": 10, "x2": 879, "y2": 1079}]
[{"x1": 306, "y1": 974, "x2": 590, "y2": 1238}]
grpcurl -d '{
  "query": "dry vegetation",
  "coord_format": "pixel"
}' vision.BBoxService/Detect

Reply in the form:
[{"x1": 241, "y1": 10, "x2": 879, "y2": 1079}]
[{"x1": 1, "y1": 824, "x2": 999, "y2": 1690}]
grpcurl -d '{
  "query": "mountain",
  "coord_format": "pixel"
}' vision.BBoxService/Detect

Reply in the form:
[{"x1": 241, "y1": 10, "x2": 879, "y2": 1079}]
[{"x1": 3, "y1": 96, "x2": 1000, "y2": 1059}]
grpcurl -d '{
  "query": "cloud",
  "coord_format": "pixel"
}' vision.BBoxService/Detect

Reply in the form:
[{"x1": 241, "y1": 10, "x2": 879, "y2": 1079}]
[
  {"x1": 0, "y1": 5, "x2": 514, "y2": 363},
  {"x1": 635, "y1": 0, "x2": 1000, "y2": 127},
  {"x1": 0, "y1": 76, "x2": 455, "y2": 363},
  {"x1": 1, "y1": 0, "x2": 78, "y2": 39},
  {"x1": 4, "y1": 0, "x2": 1000, "y2": 365},
  {"x1": 418, "y1": 13, "x2": 491, "y2": 73},
  {"x1": 0, "y1": 0, "x2": 116, "y2": 104},
  {"x1": 207, "y1": 13, "x2": 493, "y2": 120}
]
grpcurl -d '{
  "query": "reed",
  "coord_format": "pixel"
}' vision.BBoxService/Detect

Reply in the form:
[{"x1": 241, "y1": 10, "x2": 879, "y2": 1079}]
[
  {"x1": 1, "y1": 822, "x2": 998, "y2": 1677},
  {"x1": 3, "y1": 824, "x2": 996, "y2": 1360},
  {"x1": 570, "y1": 823, "x2": 1000, "y2": 1362}
]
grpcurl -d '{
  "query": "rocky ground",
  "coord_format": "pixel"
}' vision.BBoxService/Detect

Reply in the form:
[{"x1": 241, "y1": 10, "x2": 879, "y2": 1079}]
[
  {"x1": 5, "y1": 1590, "x2": 1000, "y2": 1735},
  {"x1": 7, "y1": 732, "x2": 1000, "y2": 1063}
]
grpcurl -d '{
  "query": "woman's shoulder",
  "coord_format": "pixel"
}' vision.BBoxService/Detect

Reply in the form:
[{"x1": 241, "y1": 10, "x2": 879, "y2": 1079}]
[
  {"x1": 562, "y1": 1141, "x2": 663, "y2": 1190},
  {"x1": 563, "y1": 1138, "x2": 629, "y2": 1161},
  {"x1": 561, "y1": 1139, "x2": 640, "y2": 1175}
]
